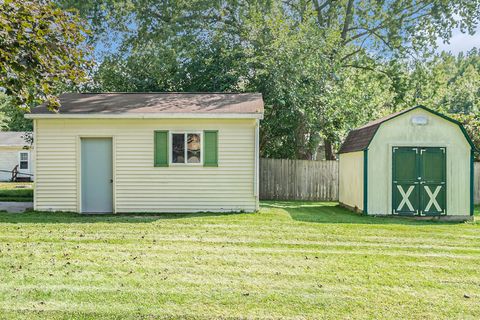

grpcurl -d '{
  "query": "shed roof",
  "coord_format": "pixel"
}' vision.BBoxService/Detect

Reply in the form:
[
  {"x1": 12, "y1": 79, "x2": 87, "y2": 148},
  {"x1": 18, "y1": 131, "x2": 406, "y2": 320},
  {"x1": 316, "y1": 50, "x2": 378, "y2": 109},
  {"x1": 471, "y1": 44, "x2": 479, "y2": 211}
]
[
  {"x1": 28, "y1": 93, "x2": 264, "y2": 118},
  {"x1": 338, "y1": 105, "x2": 476, "y2": 154},
  {"x1": 0, "y1": 132, "x2": 30, "y2": 147}
]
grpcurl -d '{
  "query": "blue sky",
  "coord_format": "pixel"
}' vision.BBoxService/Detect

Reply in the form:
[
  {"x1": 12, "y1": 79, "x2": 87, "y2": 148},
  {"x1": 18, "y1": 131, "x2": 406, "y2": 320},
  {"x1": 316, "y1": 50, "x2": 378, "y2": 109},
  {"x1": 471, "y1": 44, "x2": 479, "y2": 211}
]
[
  {"x1": 91, "y1": 21, "x2": 480, "y2": 60},
  {"x1": 436, "y1": 24, "x2": 480, "y2": 54}
]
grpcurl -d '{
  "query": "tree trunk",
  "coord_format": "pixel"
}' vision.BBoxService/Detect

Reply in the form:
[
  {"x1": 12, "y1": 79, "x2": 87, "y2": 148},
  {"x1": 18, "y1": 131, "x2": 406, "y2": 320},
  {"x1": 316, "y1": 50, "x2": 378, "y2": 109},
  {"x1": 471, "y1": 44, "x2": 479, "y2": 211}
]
[{"x1": 324, "y1": 138, "x2": 336, "y2": 160}]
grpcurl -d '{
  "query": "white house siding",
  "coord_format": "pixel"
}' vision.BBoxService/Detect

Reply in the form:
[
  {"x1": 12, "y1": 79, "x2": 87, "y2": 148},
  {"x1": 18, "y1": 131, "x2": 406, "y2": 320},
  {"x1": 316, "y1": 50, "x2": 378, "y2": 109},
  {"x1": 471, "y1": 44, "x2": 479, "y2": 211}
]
[
  {"x1": 0, "y1": 147, "x2": 34, "y2": 181},
  {"x1": 34, "y1": 118, "x2": 257, "y2": 213},
  {"x1": 339, "y1": 151, "x2": 364, "y2": 211},
  {"x1": 0, "y1": 147, "x2": 19, "y2": 181},
  {"x1": 367, "y1": 108, "x2": 471, "y2": 216}
]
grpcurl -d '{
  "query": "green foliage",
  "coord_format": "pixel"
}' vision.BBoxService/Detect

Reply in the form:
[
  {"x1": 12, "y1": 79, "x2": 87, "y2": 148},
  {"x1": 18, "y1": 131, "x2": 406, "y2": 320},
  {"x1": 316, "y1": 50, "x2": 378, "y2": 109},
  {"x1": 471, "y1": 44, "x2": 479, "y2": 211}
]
[
  {"x1": 244, "y1": 7, "x2": 335, "y2": 159},
  {"x1": 402, "y1": 50, "x2": 480, "y2": 114},
  {"x1": 62, "y1": 0, "x2": 480, "y2": 158},
  {"x1": 0, "y1": 94, "x2": 32, "y2": 131},
  {"x1": 0, "y1": 0, "x2": 92, "y2": 110},
  {"x1": 320, "y1": 67, "x2": 395, "y2": 151},
  {"x1": 450, "y1": 112, "x2": 480, "y2": 155}
]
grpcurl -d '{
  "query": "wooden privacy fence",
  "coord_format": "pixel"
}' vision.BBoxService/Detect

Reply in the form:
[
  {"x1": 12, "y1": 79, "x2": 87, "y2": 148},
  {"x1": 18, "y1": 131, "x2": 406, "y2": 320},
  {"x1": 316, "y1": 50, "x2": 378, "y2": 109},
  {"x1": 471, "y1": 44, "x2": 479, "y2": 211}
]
[
  {"x1": 260, "y1": 158, "x2": 338, "y2": 201},
  {"x1": 261, "y1": 159, "x2": 480, "y2": 204}
]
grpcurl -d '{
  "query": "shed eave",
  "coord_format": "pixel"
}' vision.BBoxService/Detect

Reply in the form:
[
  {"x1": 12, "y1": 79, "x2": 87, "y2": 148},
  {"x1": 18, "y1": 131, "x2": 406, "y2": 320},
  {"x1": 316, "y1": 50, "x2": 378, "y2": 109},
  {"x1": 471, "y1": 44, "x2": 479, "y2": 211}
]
[{"x1": 338, "y1": 148, "x2": 367, "y2": 154}]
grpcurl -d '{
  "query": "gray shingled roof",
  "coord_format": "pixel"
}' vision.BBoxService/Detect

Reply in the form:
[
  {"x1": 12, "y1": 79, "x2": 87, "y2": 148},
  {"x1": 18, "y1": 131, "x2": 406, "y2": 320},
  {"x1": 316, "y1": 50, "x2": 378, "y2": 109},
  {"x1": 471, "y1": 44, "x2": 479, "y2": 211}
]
[
  {"x1": 338, "y1": 105, "x2": 476, "y2": 154},
  {"x1": 0, "y1": 132, "x2": 30, "y2": 147},
  {"x1": 30, "y1": 93, "x2": 264, "y2": 115}
]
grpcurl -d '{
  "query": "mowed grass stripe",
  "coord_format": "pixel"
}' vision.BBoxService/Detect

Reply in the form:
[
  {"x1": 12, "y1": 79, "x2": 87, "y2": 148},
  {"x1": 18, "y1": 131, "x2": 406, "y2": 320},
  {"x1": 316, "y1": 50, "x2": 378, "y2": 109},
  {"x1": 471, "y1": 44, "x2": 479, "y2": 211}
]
[
  {"x1": 2, "y1": 240, "x2": 480, "y2": 267},
  {"x1": 0, "y1": 202, "x2": 479, "y2": 319}
]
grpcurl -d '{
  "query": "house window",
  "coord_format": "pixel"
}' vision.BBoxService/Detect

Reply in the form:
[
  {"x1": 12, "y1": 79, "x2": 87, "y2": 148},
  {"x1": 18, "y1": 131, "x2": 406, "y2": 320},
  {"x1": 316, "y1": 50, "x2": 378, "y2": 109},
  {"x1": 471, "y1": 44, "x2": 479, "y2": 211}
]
[
  {"x1": 171, "y1": 132, "x2": 201, "y2": 164},
  {"x1": 19, "y1": 152, "x2": 29, "y2": 170}
]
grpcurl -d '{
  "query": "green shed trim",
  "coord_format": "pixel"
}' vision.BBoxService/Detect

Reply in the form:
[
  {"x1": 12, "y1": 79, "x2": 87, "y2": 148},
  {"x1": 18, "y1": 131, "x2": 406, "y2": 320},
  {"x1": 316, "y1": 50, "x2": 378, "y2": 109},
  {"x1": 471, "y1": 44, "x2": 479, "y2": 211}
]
[
  {"x1": 154, "y1": 130, "x2": 169, "y2": 167},
  {"x1": 339, "y1": 105, "x2": 478, "y2": 154},
  {"x1": 363, "y1": 149, "x2": 368, "y2": 215},
  {"x1": 203, "y1": 130, "x2": 219, "y2": 167},
  {"x1": 471, "y1": 149, "x2": 474, "y2": 216}
]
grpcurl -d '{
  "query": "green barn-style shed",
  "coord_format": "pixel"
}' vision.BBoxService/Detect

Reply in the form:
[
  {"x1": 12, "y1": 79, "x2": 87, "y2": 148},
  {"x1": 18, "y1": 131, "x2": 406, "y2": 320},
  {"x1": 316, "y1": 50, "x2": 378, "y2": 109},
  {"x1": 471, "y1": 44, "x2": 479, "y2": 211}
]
[{"x1": 338, "y1": 106, "x2": 476, "y2": 220}]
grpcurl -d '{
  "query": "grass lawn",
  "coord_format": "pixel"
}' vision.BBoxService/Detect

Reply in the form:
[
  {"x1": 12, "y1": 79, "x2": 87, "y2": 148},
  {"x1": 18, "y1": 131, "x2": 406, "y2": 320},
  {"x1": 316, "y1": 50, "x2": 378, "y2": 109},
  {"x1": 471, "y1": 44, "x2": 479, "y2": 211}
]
[
  {"x1": 0, "y1": 182, "x2": 33, "y2": 202},
  {"x1": 0, "y1": 202, "x2": 479, "y2": 319}
]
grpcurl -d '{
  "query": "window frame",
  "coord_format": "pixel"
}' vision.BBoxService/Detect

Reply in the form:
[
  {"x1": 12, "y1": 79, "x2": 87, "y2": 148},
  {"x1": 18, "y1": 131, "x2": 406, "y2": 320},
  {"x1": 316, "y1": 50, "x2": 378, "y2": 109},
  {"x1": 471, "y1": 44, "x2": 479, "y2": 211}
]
[
  {"x1": 18, "y1": 151, "x2": 30, "y2": 171},
  {"x1": 169, "y1": 131, "x2": 203, "y2": 166}
]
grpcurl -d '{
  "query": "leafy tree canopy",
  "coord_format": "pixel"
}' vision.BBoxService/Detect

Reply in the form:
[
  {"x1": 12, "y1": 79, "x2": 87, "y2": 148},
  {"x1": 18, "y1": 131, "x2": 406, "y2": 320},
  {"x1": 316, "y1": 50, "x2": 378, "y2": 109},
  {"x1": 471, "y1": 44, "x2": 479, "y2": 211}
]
[
  {"x1": 0, "y1": 93, "x2": 32, "y2": 132},
  {"x1": 0, "y1": 0, "x2": 92, "y2": 110},
  {"x1": 399, "y1": 49, "x2": 480, "y2": 114},
  {"x1": 61, "y1": 0, "x2": 480, "y2": 158}
]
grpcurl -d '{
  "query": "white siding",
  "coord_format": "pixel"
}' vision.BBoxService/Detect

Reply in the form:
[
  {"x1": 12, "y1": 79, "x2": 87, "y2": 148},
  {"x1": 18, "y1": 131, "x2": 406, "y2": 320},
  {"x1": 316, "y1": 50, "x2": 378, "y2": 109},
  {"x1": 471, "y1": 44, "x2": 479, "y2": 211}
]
[
  {"x1": 368, "y1": 108, "x2": 471, "y2": 216},
  {"x1": 0, "y1": 148, "x2": 18, "y2": 181},
  {"x1": 0, "y1": 147, "x2": 34, "y2": 181},
  {"x1": 339, "y1": 151, "x2": 363, "y2": 211},
  {"x1": 34, "y1": 118, "x2": 257, "y2": 213}
]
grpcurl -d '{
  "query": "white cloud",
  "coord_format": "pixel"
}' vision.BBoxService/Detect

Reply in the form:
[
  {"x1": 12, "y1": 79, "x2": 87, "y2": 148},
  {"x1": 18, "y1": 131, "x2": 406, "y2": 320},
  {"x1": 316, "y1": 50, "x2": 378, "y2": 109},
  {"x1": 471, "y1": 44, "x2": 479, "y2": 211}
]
[{"x1": 436, "y1": 25, "x2": 480, "y2": 54}]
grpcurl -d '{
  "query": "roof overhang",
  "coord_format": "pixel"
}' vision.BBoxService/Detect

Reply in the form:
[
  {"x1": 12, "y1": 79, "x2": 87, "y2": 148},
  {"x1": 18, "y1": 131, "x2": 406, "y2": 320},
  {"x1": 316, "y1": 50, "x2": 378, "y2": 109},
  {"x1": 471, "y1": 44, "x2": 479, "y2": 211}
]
[{"x1": 25, "y1": 112, "x2": 264, "y2": 120}]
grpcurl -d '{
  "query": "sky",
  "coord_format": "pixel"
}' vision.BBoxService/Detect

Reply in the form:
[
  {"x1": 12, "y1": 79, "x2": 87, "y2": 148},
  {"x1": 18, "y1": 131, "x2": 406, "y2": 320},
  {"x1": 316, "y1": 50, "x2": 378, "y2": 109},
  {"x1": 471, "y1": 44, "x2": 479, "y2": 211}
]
[
  {"x1": 91, "y1": 18, "x2": 480, "y2": 60},
  {"x1": 436, "y1": 24, "x2": 480, "y2": 54}
]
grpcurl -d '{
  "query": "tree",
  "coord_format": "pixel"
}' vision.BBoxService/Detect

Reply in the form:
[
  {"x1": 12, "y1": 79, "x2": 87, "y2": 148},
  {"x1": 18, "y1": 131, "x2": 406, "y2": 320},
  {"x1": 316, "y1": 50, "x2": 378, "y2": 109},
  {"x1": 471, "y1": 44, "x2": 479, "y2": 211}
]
[
  {"x1": 304, "y1": 0, "x2": 480, "y2": 157},
  {"x1": 0, "y1": 0, "x2": 92, "y2": 110},
  {"x1": 0, "y1": 94, "x2": 33, "y2": 131},
  {"x1": 392, "y1": 49, "x2": 480, "y2": 113},
  {"x1": 63, "y1": 0, "x2": 480, "y2": 158},
  {"x1": 451, "y1": 113, "x2": 480, "y2": 160},
  {"x1": 245, "y1": 8, "x2": 333, "y2": 159}
]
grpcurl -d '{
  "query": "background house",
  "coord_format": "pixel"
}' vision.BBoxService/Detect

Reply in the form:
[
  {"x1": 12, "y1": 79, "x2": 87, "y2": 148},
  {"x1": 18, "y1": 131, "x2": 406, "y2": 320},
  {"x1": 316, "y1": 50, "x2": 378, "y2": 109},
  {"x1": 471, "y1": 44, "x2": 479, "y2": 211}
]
[
  {"x1": 26, "y1": 93, "x2": 263, "y2": 213},
  {"x1": 0, "y1": 131, "x2": 34, "y2": 182}
]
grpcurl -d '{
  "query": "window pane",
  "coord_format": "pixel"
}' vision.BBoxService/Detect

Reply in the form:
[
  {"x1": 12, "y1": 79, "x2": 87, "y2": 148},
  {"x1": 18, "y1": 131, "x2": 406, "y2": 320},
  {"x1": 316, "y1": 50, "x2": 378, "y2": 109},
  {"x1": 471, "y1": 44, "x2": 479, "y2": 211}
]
[
  {"x1": 20, "y1": 161, "x2": 28, "y2": 169},
  {"x1": 172, "y1": 134, "x2": 185, "y2": 163},
  {"x1": 20, "y1": 153, "x2": 28, "y2": 161},
  {"x1": 187, "y1": 133, "x2": 201, "y2": 163}
]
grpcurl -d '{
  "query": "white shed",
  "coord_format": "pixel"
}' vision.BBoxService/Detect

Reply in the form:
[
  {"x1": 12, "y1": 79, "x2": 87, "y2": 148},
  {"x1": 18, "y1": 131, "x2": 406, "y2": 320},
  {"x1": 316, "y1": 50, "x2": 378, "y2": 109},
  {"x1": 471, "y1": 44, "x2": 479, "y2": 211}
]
[
  {"x1": 26, "y1": 93, "x2": 263, "y2": 214},
  {"x1": 0, "y1": 132, "x2": 34, "y2": 181},
  {"x1": 338, "y1": 106, "x2": 475, "y2": 220}
]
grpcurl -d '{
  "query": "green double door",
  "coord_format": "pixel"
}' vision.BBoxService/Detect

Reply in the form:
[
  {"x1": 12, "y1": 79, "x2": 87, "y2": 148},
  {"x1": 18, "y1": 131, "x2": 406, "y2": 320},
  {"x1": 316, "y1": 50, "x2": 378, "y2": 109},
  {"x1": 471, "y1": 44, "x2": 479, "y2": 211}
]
[{"x1": 392, "y1": 147, "x2": 446, "y2": 216}]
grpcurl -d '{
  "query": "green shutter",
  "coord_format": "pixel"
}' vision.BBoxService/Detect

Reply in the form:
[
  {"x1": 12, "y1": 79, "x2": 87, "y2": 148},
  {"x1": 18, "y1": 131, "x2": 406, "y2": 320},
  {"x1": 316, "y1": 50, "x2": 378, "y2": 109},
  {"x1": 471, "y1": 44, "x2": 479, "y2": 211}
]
[
  {"x1": 154, "y1": 131, "x2": 169, "y2": 167},
  {"x1": 204, "y1": 130, "x2": 218, "y2": 167}
]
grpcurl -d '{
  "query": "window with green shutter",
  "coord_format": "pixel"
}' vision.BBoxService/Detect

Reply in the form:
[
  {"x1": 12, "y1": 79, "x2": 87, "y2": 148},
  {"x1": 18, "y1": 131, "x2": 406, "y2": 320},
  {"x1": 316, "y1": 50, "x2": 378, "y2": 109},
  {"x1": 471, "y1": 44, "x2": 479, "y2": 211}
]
[
  {"x1": 203, "y1": 130, "x2": 218, "y2": 167},
  {"x1": 154, "y1": 131, "x2": 169, "y2": 167}
]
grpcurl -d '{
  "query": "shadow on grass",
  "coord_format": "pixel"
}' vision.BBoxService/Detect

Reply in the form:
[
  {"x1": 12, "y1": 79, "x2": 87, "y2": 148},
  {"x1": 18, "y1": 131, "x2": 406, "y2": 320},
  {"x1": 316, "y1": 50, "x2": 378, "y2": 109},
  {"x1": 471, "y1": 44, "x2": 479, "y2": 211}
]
[
  {"x1": 0, "y1": 201, "x2": 474, "y2": 225},
  {"x1": 262, "y1": 201, "x2": 468, "y2": 225},
  {"x1": 0, "y1": 210, "x2": 250, "y2": 224}
]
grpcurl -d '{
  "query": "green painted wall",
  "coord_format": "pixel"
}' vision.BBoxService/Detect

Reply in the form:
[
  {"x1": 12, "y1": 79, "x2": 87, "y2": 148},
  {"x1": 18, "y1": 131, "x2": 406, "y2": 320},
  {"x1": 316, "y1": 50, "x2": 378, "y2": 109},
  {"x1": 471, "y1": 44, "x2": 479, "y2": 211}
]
[{"x1": 368, "y1": 108, "x2": 470, "y2": 216}]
